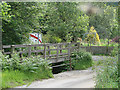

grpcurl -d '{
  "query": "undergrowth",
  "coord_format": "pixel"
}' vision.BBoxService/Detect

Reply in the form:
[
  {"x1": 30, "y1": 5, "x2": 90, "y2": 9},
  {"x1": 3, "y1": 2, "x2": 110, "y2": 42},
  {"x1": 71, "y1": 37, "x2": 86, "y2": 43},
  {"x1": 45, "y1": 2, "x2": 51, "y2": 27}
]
[
  {"x1": 0, "y1": 52, "x2": 53, "y2": 88},
  {"x1": 65, "y1": 49, "x2": 93, "y2": 70},
  {"x1": 95, "y1": 56, "x2": 119, "y2": 88}
]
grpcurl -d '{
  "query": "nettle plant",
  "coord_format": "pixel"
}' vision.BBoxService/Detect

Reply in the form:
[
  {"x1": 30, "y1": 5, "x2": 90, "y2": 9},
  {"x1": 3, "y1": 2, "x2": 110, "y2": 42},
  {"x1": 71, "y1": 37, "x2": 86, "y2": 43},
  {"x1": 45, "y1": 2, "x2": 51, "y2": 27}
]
[{"x1": 1, "y1": 52, "x2": 51, "y2": 73}]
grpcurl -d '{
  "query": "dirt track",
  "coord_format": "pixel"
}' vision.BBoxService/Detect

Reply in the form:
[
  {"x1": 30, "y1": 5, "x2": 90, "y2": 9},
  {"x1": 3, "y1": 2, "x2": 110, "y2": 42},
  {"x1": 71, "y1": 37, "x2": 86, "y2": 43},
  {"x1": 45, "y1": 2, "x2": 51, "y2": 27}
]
[
  {"x1": 15, "y1": 56, "x2": 111, "y2": 88},
  {"x1": 16, "y1": 69, "x2": 96, "y2": 88}
]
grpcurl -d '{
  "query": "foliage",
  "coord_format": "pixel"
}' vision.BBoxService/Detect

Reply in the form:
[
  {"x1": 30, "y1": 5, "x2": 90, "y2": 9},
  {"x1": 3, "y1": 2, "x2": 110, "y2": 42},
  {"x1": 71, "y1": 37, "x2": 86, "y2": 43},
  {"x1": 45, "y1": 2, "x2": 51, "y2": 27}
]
[
  {"x1": 1, "y1": 52, "x2": 52, "y2": 73},
  {"x1": 110, "y1": 45, "x2": 118, "y2": 57},
  {"x1": 2, "y1": 2, "x2": 43, "y2": 45},
  {"x1": 0, "y1": 52, "x2": 53, "y2": 88},
  {"x1": 95, "y1": 56, "x2": 118, "y2": 88},
  {"x1": 2, "y1": 2, "x2": 118, "y2": 45},
  {"x1": 1, "y1": 2, "x2": 12, "y2": 23},
  {"x1": 70, "y1": 49, "x2": 93, "y2": 70},
  {"x1": 89, "y1": 3, "x2": 118, "y2": 39},
  {"x1": 111, "y1": 36, "x2": 120, "y2": 43},
  {"x1": 2, "y1": 70, "x2": 53, "y2": 88},
  {"x1": 85, "y1": 26, "x2": 100, "y2": 45},
  {"x1": 2, "y1": 2, "x2": 90, "y2": 44},
  {"x1": 42, "y1": 32, "x2": 62, "y2": 43}
]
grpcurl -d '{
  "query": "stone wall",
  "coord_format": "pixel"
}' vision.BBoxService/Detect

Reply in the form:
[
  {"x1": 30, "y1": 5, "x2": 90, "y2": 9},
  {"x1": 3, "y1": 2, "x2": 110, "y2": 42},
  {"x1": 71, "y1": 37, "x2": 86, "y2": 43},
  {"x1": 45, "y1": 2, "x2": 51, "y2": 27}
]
[{"x1": 80, "y1": 46, "x2": 114, "y2": 55}]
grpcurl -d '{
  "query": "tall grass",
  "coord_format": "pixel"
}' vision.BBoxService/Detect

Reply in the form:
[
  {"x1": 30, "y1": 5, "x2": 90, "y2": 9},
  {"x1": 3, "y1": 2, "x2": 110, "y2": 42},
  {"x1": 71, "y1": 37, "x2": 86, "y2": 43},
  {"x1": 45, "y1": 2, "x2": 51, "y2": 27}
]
[
  {"x1": 2, "y1": 70, "x2": 53, "y2": 88},
  {"x1": 95, "y1": 56, "x2": 118, "y2": 88}
]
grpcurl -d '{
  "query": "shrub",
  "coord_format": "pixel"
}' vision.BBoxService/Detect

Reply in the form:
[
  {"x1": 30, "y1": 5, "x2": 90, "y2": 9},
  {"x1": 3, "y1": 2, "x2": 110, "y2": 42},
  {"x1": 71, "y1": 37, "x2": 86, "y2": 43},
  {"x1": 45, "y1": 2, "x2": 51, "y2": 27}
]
[
  {"x1": 1, "y1": 52, "x2": 52, "y2": 74},
  {"x1": 49, "y1": 36, "x2": 62, "y2": 43},
  {"x1": 42, "y1": 34, "x2": 62, "y2": 43},
  {"x1": 71, "y1": 49, "x2": 93, "y2": 70},
  {"x1": 1, "y1": 52, "x2": 53, "y2": 88},
  {"x1": 110, "y1": 46, "x2": 118, "y2": 57},
  {"x1": 85, "y1": 26, "x2": 100, "y2": 45},
  {"x1": 95, "y1": 56, "x2": 118, "y2": 88}
]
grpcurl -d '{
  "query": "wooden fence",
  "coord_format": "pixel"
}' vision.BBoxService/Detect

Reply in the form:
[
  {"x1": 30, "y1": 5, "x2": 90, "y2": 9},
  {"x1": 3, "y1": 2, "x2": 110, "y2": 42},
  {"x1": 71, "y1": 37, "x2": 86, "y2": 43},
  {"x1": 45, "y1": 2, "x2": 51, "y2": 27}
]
[
  {"x1": 2, "y1": 43, "x2": 114, "y2": 69},
  {"x1": 2, "y1": 42, "x2": 80, "y2": 64}
]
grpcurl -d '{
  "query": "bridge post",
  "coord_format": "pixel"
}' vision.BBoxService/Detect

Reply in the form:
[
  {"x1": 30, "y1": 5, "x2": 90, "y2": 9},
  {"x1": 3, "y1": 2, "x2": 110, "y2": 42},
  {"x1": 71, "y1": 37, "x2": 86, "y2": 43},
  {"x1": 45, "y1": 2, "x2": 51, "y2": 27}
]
[
  {"x1": 68, "y1": 43, "x2": 72, "y2": 71},
  {"x1": 77, "y1": 42, "x2": 80, "y2": 51},
  {"x1": 44, "y1": 44, "x2": 47, "y2": 59},
  {"x1": 47, "y1": 46, "x2": 50, "y2": 57},
  {"x1": 59, "y1": 45, "x2": 62, "y2": 54},
  {"x1": 56, "y1": 44, "x2": 59, "y2": 62},
  {"x1": 11, "y1": 45, "x2": 15, "y2": 54},
  {"x1": 28, "y1": 44, "x2": 31, "y2": 57},
  {"x1": 34, "y1": 46, "x2": 38, "y2": 55}
]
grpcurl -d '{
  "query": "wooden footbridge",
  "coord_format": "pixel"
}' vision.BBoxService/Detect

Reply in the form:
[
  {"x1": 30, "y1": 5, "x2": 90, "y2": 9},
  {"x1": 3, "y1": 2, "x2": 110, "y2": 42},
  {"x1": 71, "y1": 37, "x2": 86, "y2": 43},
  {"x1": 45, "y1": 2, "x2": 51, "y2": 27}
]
[{"x1": 2, "y1": 42, "x2": 80, "y2": 68}]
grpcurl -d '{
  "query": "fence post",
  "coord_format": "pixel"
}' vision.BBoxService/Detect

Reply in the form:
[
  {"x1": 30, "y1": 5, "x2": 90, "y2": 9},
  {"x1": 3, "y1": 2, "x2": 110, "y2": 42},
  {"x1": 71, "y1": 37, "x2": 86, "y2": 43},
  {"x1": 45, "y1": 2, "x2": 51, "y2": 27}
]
[
  {"x1": 77, "y1": 42, "x2": 80, "y2": 51},
  {"x1": 47, "y1": 46, "x2": 50, "y2": 57},
  {"x1": 11, "y1": 45, "x2": 15, "y2": 54},
  {"x1": 28, "y1": 45, "x2": 31, "y2": 57},
  {"x1": 59, "y1": 45, "x2": 62, "y2": 53},
  {"x1": 44, "y1": 44, "x2": 46, "y2": 59},
  {"x1": 68, "y1": 43, "x2": 72, "y2": 71},
  {"x1": 56, "y1": 44, "x2": 59, "y2": 62},
  {"x1": 34, "y1": 46, "x2": 38, "y2": 55}
]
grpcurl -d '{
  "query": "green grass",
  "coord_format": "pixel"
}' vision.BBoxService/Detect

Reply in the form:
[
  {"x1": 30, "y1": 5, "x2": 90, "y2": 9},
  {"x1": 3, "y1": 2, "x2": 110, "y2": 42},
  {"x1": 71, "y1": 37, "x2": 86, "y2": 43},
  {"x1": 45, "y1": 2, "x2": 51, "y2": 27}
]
[
  {"x1": 68, "y1": 49, "x2": 93, "y2": 70},
  {"x1": 94, "y1": 56, "x2": 118, "y2": 88},
  {"x1": 2, "y1": 70, "x2": 53, "y2": 88},
  {"x1": 73, "y1": 59, "x2": 93, "y2": 70},
  {"x1": 0, "y1": 71, "x2": 2, "y2": 89}
]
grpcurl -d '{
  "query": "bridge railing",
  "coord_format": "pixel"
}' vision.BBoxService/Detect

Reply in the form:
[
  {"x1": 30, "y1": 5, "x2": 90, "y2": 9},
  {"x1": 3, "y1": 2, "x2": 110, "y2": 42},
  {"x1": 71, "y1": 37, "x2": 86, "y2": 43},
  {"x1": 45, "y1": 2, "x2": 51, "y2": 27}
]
[{"x1": 2, "y1": 42, "x2": 80, "y2": 64}]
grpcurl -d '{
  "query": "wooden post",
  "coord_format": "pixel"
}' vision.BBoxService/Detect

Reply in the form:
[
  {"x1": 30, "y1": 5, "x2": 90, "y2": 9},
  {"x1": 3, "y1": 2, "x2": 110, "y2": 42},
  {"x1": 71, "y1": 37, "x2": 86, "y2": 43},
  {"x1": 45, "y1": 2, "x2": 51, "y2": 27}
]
[
  {"x1": 69, "y1": 57, "x2": 72, "y2": 71},
  {"x1": 47, "y1": 46, "x2": 50, "y2": 57},
  {"x1": 10, "y1": 45, "x2": 15, "y2": 58},
  {"x1": 34, "y1": 46, "x2": 38, "y2": 55},
  {"x1": 77, "y1": 42, "x2": 80, "y2": 51},
  {"x1": 59, "y1": 45, "x2": 62, "y2": 53},
  {"x1": 11, "y1": 45, "x2": 15, "y2": 54},
  {"x1": 28, "y1": 45, "x2": 31, "y2": 57},
  {"x1": 68, "y1": 43, "x2": 72, "y2": 71},
  {"x1": 19, "y1": 53, "x2": 22, "y2": 58},
  {"x1": 56, "y1": 44, "x2": 59, "y2": 62},
  {"x1": 44, "y1": 44, "x2": 46, "y2": 59},
  {"x1": 2, "y1": 49, "x2": 4, "y2": 55}
]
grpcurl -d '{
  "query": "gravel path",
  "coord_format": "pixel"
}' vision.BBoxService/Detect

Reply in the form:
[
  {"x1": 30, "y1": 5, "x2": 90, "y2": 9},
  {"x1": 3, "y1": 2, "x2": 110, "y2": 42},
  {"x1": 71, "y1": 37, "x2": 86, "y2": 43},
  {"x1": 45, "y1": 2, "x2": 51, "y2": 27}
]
[{"x1": 15, "y1": 56, "x2": 113, "y2": 88}]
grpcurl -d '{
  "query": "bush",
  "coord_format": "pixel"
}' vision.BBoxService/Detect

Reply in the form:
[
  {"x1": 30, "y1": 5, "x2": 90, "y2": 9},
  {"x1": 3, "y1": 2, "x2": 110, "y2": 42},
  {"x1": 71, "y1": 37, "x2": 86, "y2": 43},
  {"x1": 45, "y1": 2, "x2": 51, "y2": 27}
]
[
  {"x1": 110, "y1": 45, "x2": 118, "y2": 57},
  {"x1": 1, "y1": 52, "x2": 52, "y2": 73},
  {"x1": 85, "y1": 26, "x2": 100, "y2": 45},
  {"x1": 70, "y1": 49, "x2": 93, "y2": 70},
  {"x1": 0, "y1": 52, "x2": 53, "y2": 88},
  {"x1": 42, "y1": 34, "x2": 62, "y2": 43},
  {"x1": 95, "y1": 56, "x2": 118, "y2": 88}
]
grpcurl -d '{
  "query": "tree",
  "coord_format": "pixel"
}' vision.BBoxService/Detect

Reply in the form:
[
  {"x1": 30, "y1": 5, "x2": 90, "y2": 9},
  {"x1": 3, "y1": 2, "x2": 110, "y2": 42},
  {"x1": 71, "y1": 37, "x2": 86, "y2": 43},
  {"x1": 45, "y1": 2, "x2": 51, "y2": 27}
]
[
  {"x1": 2, "y1": 2, "x2": 43, "y2": 45},
  {"x1": 85, "y1": 26, "x2": 100, "y2": 45},
  {"x1": 89, "y1": 2, "x2": 118, "y2": 39},
  {"x1": 40, "y1": 2, "x2": 89, "y2": 42},
  {"x1": 1, "y1": 2, "x2": 12, "y2": 49}
]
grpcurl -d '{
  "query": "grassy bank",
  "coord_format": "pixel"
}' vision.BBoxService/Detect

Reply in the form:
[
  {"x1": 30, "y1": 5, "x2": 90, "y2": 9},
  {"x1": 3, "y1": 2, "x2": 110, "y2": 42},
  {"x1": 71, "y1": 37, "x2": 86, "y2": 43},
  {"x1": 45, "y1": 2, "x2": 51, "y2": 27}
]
[
  {"x1": 0, "y1": 52, "x2": 53, "y2": 89},
  {"x1": 2, "y1": 69, "x2": 53, "y2": 88},
  {"x1": 94, "y1": 56, "x2": 118, "y2": 88},
  {"x1": 64, "y1": 49, "x2": 93, "y2": 70}
]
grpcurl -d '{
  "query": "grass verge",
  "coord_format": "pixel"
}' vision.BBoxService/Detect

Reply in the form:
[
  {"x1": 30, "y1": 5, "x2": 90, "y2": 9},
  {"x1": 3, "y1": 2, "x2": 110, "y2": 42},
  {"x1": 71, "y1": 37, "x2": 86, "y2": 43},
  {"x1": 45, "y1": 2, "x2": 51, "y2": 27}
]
[
  {"x1": 94, "y1": 56, "x2": 118, "y2": 88},
  {"x1": 2, "y1": 69, "x2": 53, "y2": 88}
]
